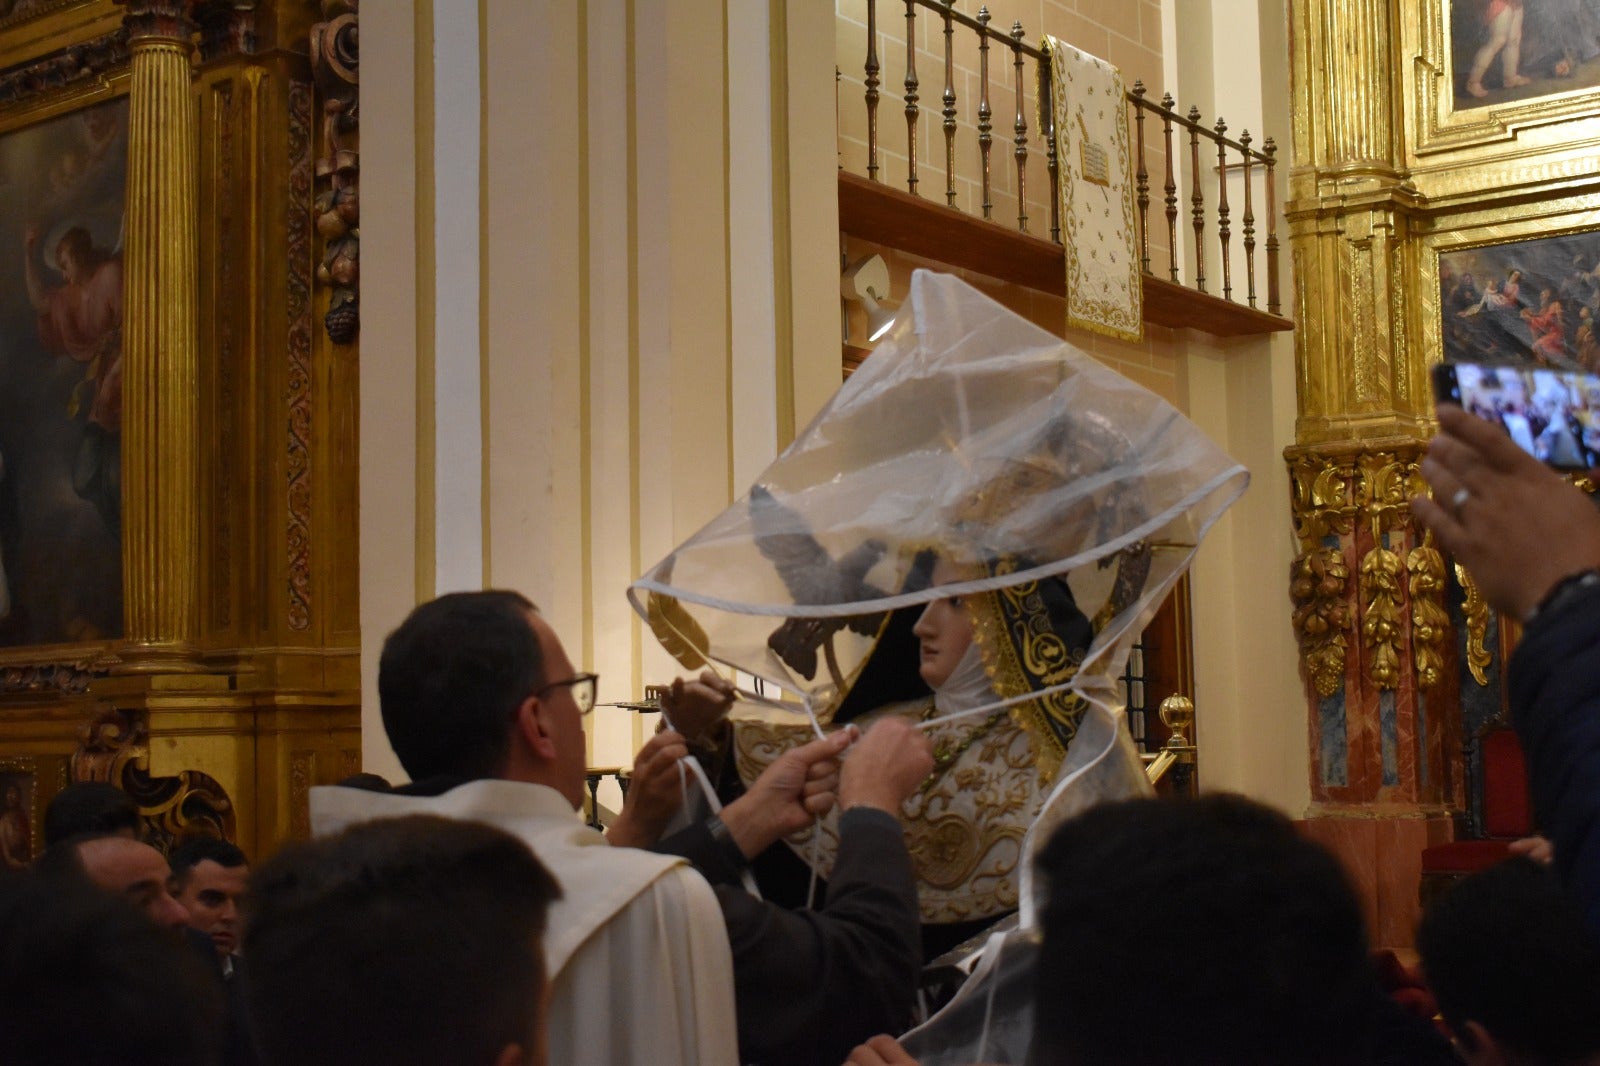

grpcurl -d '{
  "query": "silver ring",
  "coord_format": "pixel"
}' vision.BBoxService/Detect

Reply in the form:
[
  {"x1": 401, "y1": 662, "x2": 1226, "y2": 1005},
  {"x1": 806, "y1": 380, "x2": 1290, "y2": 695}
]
[{"x1": 1450, "y1": 486, "x2": 1471, "y2": 512}]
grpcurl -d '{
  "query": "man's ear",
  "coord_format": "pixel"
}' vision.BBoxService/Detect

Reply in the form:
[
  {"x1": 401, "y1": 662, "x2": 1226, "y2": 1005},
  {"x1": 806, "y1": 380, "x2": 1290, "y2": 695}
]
[{"x1": 513, "y1": 696, "x2": 558, "y2": 761}]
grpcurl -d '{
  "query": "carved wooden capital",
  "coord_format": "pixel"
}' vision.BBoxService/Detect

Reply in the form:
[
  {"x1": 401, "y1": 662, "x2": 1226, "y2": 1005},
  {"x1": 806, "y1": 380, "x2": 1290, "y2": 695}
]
[{"x1": 117, "y1": 0, "x2": 195, "y2": 43}]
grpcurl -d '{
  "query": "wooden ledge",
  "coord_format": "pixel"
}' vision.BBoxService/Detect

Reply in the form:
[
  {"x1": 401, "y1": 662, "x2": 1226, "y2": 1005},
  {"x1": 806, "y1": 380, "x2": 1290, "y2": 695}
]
[{"x1": 838, "y1": 170, "x2": 1294, "y2": 339}]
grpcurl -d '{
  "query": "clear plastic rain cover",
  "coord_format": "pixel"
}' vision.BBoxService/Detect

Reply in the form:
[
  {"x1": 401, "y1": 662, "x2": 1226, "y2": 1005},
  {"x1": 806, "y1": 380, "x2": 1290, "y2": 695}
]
[
  {"x1": 629, "y1": 269, "x2": 1246, "y2": 721},
  {"x1": 628, "y1": 269, "x2": 1249, "y2": 1062}
]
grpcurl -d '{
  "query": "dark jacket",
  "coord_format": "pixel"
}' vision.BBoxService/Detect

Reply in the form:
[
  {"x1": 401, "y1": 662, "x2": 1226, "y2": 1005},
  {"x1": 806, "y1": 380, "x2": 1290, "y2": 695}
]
[
  {"x1": 1507, "y1": 579, "x2": 1600, "y2": 942},
  {"x1": 657, "y1": 807, "x2": 921, "y2": 1066}
]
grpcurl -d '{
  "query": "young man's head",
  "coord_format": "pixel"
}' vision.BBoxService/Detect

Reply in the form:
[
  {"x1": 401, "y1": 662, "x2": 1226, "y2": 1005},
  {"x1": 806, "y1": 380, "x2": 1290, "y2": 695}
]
[
  {"x1": 1033, "y1": 793, "x2": 1377, "y2": 1066},
  {"x1": 245, "y1": 814, "x2": 562, "y2": 1066},
  {"x1": 0, "y1": 868, "x2": 223, "y2": 1066},
  {"x1": 169, "y1": 836, "x2": 249, "y2": 960},
  {"x1": 42, "y1": 781, "x2": 139, "y2": 846},
  {"x1": 378, "y1": 590, "x2": 590, "y2": 806},
  {"x1": 1418, "y1": 857, "x2": 1600, "y2": 1066}
]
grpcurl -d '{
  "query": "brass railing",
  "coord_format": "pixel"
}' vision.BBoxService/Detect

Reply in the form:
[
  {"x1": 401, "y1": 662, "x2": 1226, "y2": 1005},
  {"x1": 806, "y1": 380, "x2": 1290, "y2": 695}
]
[
  {"x1": 847, "y1": 0, "x2": 1281, "y2": 315},
  {"x1": 1141, "y1": 695, "x2": 1197, "y2": 797}
]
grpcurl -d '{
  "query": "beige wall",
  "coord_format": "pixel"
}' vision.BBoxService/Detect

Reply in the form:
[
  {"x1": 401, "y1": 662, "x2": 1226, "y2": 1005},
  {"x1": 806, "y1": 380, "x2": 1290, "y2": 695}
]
[
  {"x1": 360, "y1": 0, "x2": 839, "y2": 792},
  {"x1": 357, "y1": 0, "x2": 1307, "y2": 817}
]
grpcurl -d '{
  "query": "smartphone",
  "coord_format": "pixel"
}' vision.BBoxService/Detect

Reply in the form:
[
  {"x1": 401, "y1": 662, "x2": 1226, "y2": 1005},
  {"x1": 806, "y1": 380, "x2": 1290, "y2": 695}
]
[{"x1": 1432, "y1": 360, "x2": 1600, "y2": 470}]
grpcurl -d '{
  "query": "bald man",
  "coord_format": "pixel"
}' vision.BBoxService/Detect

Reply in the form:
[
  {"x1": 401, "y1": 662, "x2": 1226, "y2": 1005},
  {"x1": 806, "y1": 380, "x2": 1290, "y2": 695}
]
[{"x1": 74, "y1": 836, "x2": 190, "y2": 931}]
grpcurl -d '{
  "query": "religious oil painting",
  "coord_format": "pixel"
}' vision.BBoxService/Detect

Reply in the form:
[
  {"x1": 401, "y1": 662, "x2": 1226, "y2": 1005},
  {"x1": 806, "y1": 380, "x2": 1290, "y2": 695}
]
[
  {"x1": 0, "y1": 766, "x2": 36, "y2": 870},
  {"x1": 0, "y1": 96, "x2": 128, "y2": 648},
  {"x1": 1438, "y1": 230, "x2": 1600, "y2": 372},
  {"x1": 1449, "y1": 0, "x2": 1600, "y2": 111}
]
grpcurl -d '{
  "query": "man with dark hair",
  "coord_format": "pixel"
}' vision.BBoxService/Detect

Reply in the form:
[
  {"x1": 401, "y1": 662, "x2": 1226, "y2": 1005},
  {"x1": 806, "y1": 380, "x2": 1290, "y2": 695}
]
[
  {"x1": 1033, "y1": 794, "x2": 1380, "y2": 1066},
  {"x1": 245, "y1": 814, "x2": 559, "y2": 1066},
  {"x1": 1418, "y1": 857, "x2": 1600, "y2": 1065},
  {"x1": 315, "y1": 589, "x2": 931, "y2": 1066},
  {"x1": 42, "y1": 781, "x2": 139, "y2": 846},
  {"x1": 170, "y1": 836, "x2": 250, "y2": 971},
  {"x1": 0, "y1": 868, "x2": 223, "y2": 1066}
]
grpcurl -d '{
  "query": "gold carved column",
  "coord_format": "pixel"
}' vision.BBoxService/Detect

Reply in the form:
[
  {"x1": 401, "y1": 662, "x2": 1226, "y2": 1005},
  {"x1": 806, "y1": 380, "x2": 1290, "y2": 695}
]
[
  {"x1": 118, "y1": 0, "x2": 200, "y2": 657},
  {"x1": 1286, "y1": 0, "x2": 1456, "y2": 948},
  {"x1": 0, "y1": 1, "x2": 360, "y2": 861}
]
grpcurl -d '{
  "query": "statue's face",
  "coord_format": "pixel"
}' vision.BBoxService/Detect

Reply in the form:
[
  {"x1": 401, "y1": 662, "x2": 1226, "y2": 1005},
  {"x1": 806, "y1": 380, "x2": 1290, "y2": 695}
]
[{"x1": 913, "y1": 558, "x2": 975, "y2": 690}]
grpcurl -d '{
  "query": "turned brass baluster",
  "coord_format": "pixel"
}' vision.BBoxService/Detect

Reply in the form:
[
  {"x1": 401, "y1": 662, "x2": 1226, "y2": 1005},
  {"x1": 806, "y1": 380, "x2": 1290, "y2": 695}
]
[
  {"x1": 977, "y1": 7, "x2": 993, "y2": 219},
  {"x1": 1189, "y1": 105, "x2": 1206, "y2": 293},
  {"x1": 1215, "y1": 116, "x2": 1231, "y2": 302},
  {"x1": 1162, "y1": 93, "x2": 1179, "y2": 283},
  {"x1": 904, "y1": 0, "x2": 920, "y2": 196},
  {"x1": 1264, "y1": 136, "x2": 1280, "y2": 315},
  {"x1": 1133, "y1": 82, "x2": 1150, "y2": 274},
  {"x1": 941, "y1": 1, "x2": 957, "y2": 206},
  {"x1": 1011, "y1": 21, "x2": 1027, "y2": 232},
  {"x1": 865, "y1": 0, "x2": 880, "y2": 181},
  {"x1": 1240, "y1": 130, "x2": 1257, "y2": 309}
]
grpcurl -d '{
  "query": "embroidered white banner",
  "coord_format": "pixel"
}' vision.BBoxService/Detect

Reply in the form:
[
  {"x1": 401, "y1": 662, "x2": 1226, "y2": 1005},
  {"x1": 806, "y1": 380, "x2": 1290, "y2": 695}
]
[{"x1": 1041, "y1": 37, "x2": 1143, "y2": 342}]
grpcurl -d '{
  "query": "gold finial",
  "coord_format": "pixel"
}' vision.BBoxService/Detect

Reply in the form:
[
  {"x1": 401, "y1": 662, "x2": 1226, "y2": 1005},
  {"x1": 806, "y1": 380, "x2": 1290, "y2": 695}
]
[{"x1": 1159, "y1": 695, "x2": 1194, "y2": 747}]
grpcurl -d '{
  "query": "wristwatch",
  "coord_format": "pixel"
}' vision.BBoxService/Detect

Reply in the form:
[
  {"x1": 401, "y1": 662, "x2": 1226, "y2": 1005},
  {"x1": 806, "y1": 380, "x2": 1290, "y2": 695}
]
[{"x1": 1525, "y1": 568, "x2": 1600, "y2": 624}]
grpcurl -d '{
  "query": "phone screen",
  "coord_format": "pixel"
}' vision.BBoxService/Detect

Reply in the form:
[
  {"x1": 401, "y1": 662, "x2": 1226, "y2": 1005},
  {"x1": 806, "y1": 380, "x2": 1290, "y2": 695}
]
[{"x1": 1432, "y1": 361, "x2": 1600, "y2": 470}]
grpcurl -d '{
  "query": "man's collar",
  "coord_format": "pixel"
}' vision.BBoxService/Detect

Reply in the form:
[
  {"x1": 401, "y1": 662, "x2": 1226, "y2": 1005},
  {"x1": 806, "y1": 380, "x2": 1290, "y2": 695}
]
[{"x1": 388, "y1": 775, "x2": 472, "y2": 798}]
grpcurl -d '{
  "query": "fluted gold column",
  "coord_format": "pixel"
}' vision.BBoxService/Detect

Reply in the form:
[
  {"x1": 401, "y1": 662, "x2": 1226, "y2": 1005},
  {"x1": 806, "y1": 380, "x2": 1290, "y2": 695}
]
[
  {"x1": 1287, "y1": 0, "x2": 1456, "y2": 949},
  {"x1": 118, "y1": 0, "x2": 200, "y2": 657}
]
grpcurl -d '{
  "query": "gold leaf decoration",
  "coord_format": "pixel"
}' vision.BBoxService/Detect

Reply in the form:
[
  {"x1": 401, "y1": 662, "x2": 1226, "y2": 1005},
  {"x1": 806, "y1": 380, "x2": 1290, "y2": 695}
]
[
  {"x1": 1406, "y1": 542, "x2": 1449, "y2": 689},
  {"x1": 646, "y1": 593, "x2": 708, "y2": 671},
  {"x1": 1360, "y1": 544, "x2": 1403, "y2": 690},
  {"x1": 1290, "y1": 547, "x2": 1352, "y2": 697},
  {"x1": 1455, "y1": 563, "x2": 1492, "y2": 687}
]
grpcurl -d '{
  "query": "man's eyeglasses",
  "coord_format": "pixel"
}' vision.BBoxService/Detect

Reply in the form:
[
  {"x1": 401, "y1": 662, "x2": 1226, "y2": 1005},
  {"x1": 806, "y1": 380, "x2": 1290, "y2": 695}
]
[{"x1": 534, "y1": 672, "x2": 598, "y2": 715}]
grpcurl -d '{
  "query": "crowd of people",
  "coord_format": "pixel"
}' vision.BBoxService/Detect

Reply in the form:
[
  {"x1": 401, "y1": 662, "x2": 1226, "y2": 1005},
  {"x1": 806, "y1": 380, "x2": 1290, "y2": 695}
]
[{"x1": 2, "y1": 400, "x2": 1600, "y2": 1063}]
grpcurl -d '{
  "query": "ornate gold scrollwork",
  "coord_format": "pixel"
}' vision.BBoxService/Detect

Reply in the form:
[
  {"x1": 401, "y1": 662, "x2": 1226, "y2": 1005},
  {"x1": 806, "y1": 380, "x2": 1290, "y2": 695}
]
[
  {"x1": 1455, "y1": 563, "x2": 1493, "y2": 687},
  {"x1": 1406, "y1": 541, "x2": 1448, "y2": 689},
  {"x1": 1288, "y1": 451, "x2": 1359, "y2": 545},
  {"x1": 1290, "y1": 547, "x2": 1351, "y2": 697},
  {"x1": 73, "y1": 706, "x2": 237, "y2": 850},
  {"x1": 1288, "y1": 441, "x2": 1437, "y2": 696}
]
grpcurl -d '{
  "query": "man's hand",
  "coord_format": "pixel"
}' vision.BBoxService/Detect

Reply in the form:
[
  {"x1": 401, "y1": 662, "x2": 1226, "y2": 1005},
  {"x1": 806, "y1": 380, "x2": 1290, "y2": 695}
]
[
  {"x1": 606, "y1": 729, "x2": 689, "y2": 849},
  {"x1": 839, "y1": 717, "x2": 934, "y2": 815},
  {"x1": 658, "y1": 669, "x2": 735, "y2": 744},
  {"x1": 844, "y1": 1034, "x2": 920, "y2": 1066},
  {"x1": 1412, "y1": 404, "x2": 1600, "y2": 620},
  {"x1": 719, "y1": 727, "x2": 855, "y2": 859},
  {"x1": 1509, "y1": 833, "x2": 1554, "y2": 866}
]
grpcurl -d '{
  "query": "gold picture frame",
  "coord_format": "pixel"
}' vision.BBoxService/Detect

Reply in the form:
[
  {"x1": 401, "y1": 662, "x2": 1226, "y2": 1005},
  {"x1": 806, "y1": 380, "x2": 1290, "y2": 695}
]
[
  {"x1": 0, "y1": 0, "x2": 128, "y2": 670},
  {"x1": 1418, "y1": 196, "x2": 1600, "y2": 374},
  {"x1": 1406, "y1": 0, "x2": 1600, "y2": 157},
  {"x1": 0, "y1": 754, "x2": 69, "y2": 868}
]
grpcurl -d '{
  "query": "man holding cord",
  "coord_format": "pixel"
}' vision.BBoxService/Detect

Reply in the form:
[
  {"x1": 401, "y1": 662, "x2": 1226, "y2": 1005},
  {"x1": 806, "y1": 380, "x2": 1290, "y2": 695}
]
[
  {"x1": 1413, "y1": 402, "x2": 1600, "y2": 940},
  {"x1": 314, "y1": 591, "x2": 931, "y2": 1066}
]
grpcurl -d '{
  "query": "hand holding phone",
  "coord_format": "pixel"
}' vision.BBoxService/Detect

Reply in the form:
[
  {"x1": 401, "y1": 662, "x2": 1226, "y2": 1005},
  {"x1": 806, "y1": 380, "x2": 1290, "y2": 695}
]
[{"x1": 1431, "y1": 360, "x2": 1600, "y2": 471}]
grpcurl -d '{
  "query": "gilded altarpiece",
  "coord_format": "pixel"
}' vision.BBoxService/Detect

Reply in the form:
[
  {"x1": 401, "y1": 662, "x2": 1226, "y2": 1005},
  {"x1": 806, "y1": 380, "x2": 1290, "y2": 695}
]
[
  {"x1": 0, "y1": 0, "x2": 358, "y2": 860},
  {"x1": 1288, "y1": 0, "x2": 1600, "y2": 944}
]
